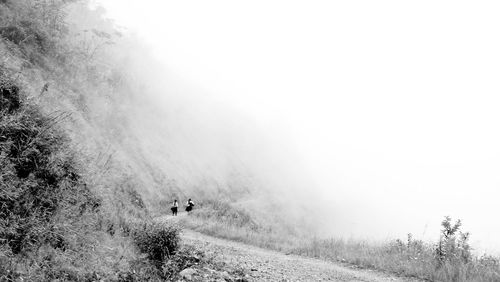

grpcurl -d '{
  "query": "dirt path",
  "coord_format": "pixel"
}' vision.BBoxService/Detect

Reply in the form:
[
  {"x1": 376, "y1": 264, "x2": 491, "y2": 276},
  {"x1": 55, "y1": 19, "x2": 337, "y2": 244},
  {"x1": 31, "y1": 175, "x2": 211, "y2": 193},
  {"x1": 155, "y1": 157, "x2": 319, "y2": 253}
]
[{"x1": 158, "y1": 215, "x2": 420, "y2": 282}]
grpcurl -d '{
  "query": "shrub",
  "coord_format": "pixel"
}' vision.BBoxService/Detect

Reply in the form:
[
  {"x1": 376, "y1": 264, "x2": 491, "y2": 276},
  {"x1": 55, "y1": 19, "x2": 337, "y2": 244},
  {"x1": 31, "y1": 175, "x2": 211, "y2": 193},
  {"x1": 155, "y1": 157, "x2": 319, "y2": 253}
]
[
  {"x1": 132, "y1": 221, "x2": 180, "y2": 266},
  {"x1": 118, "y1": 245, "x2": 226, "y2": 282},
  {"x1": 0, "y1": 77, "x2": 20, "y2": 112},
  {"x1": 0, "y1": 21, "x2": 50, "y2": 52},
  {"x1": 0, "y1": 25, "x2": 26, "y2": 45},
  {"x1": 435, "y1": 216, "x2": 472, "y2": 265}
]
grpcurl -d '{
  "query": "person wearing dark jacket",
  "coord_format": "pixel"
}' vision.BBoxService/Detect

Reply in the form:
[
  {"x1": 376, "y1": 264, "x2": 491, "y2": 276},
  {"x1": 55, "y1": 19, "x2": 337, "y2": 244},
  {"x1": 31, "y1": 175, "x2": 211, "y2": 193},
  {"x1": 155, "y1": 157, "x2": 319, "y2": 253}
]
[{"x1": 185, "y1": 198, "x2": 195, "y2": 213}]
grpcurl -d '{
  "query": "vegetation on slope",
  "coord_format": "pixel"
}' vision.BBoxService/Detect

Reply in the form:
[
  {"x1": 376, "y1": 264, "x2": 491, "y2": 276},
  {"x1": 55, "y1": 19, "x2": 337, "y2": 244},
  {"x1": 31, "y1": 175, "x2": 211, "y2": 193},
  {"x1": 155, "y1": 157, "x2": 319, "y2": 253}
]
[
  {"x1": 0, "y1": 1, "x2": 138, "y2": 279},
  {"x1": 1, "y1": 65, "x2": 108, "y2": 280}
]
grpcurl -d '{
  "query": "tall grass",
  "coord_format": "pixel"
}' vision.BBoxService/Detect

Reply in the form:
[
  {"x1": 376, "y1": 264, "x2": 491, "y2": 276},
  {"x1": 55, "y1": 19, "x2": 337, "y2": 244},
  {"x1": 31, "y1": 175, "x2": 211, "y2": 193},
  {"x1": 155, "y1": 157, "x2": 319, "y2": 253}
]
[{"x1": 1, "y1": 70, "x2": 110, "y2": 279}]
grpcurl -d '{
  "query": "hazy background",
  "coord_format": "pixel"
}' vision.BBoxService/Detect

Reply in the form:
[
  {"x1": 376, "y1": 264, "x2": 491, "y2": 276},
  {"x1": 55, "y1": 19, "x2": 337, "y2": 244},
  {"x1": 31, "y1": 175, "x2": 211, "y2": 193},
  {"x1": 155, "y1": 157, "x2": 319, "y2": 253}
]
[{"x1": 92, "y1": 0, "x2": 500, "y2": 254}]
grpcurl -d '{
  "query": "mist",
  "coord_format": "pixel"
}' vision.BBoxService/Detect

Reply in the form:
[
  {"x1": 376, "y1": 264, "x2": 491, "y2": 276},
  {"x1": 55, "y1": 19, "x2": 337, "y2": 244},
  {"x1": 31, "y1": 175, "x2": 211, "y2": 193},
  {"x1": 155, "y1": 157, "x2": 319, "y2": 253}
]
[{"x1": 90, "y1": 0, "x2": 500, "y2": 254}]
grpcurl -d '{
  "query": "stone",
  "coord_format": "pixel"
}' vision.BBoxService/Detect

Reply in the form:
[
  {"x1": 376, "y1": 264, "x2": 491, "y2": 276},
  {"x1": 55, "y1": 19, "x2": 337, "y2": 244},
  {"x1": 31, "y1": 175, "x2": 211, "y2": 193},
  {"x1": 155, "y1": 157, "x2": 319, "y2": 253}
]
[
  {"x1": 179, "y1": 268, "x2": 197, "y2": 280},
  {"x1": 221, "y1": 271, "x2": 233, "y2": 281}
]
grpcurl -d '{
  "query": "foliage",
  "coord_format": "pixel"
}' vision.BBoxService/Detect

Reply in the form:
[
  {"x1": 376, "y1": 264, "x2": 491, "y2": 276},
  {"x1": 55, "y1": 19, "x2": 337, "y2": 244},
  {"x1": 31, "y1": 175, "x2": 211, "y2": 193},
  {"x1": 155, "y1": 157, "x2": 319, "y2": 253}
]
[
  {"x1": 435, "y1": 216, "x2": 472, "y2": 264},
  {"x1": 127, "y1": 224, "x2": 227, "y2": 281},
  {"x1": 1, "y1": 0, "x2": 76, "y2": 39},
  {"x1": 117, "y1": 243, "x2": 249, "y2": 282},
  {"x1": 118, "y1": 245, "x2": 206, "y2": 281},
  {"x1": 0, "y1": 20, "x2": 51, "y2": 52},
  {"x1": 0, "y1": 76, "x2": 20, "y2": 112},
  {"x1": 0, "y1": 0, "x2": 71, "y2": 67},
  {"x1": 132, "y1": 221, "x2": 180, "y2": 266}
]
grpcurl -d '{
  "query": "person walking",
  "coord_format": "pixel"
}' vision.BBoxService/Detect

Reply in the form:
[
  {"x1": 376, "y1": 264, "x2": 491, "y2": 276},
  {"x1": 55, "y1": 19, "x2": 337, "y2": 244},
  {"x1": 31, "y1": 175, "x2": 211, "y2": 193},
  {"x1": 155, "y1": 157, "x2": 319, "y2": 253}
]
[
  {"x1": 171, "y1": 199, "x2": 178, "y2": 216},
  {"x1": 185, "y1": 198, "x2": 195, "y2": 213}
]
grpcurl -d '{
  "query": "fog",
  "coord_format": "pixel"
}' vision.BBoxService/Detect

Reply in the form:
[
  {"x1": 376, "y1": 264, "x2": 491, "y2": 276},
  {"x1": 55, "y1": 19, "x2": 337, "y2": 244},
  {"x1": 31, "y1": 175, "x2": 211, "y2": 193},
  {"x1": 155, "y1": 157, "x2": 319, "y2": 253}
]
[{"x1": 93, "y1": 0, "x2": 500, "y2": 254}]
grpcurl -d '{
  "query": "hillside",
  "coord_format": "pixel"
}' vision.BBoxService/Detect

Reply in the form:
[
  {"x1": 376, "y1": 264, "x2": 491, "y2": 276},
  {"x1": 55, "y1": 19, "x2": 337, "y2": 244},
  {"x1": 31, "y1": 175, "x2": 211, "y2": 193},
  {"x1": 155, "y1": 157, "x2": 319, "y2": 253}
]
[
  {"x1": 0, "y1": 0, "x2": 320, "y2": 280},
  {"x1": 0, "y1": 0, "x2": 281, "y2": 220},
  {"x1": 2, "y1": 1, "x2": 500, "y2": 282},
  {"x1": 0, "y1": 0, "x2": 257, "y2": 280}
]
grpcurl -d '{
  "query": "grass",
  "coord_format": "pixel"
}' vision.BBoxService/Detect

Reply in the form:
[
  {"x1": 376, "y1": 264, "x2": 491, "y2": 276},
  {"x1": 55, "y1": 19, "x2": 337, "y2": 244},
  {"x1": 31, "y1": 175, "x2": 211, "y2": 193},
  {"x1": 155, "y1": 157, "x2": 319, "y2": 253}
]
[
  {"x1": 179, "y1": 199, "x2": 305, "y2": 251},
  {"x1": 292, "y1": 235, "x2": 499, "y2": 281},
  {"x1": 1, "y1": 69, "x2": 99, "y2": 279},
  {"x1": 292, "y1": 233, "x2": 500, "y2": 281},
  {"x1": 181, "y1": 199, "x2": 500, "y2": 282}
]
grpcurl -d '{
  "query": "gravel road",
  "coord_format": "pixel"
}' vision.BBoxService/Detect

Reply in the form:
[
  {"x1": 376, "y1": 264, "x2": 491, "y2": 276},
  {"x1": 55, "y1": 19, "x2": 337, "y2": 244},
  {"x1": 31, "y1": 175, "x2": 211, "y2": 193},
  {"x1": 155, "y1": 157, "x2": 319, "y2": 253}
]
[{"x1": 181, "y1": 229, "x2": 421, "y2": 282}]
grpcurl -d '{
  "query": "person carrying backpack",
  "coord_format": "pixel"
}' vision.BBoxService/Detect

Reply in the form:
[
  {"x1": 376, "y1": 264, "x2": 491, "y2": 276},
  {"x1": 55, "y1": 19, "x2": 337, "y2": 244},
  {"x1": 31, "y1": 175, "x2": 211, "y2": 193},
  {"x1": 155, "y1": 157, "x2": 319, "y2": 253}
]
[
  {"x1": 185, "y1": 198, "x2": 195, "y2": 213},
  {"x1": 171, "y1": 200, "x2": 178, "y2": 216}
]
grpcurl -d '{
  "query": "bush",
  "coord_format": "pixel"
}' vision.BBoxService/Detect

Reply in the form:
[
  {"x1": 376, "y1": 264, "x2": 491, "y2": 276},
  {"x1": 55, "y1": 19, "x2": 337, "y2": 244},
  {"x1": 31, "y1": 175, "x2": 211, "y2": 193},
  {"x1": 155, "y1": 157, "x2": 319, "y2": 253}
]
[
  {"x1": 435, "y1": 216, "x2": 472, "y2": 265},
  {"x1": 0, "y1": 77, "x2": 20, "y2": 112},
  {"x1": 125, "y1": 222, "x2": 185, "y2": 280},
  {"x1": 0, "y1": 21, "x2": 50, "y2": 52},
  {"x1": 0, "y1": 0, "x2": 82, "y2": 68},
  {"x1": 132, "y1": 221, "x2": 180, "y2": 266},
  {"x1": 118, "y1": 244, "x2": 224, "y2": 282}
]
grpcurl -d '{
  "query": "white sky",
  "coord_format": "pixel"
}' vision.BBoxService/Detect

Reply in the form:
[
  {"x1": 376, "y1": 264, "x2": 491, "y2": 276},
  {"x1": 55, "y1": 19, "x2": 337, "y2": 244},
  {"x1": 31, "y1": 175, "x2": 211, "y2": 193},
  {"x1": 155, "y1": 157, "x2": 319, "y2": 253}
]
[{"x1": 95, "y1": 0, "x2": 500, "y2": 253}]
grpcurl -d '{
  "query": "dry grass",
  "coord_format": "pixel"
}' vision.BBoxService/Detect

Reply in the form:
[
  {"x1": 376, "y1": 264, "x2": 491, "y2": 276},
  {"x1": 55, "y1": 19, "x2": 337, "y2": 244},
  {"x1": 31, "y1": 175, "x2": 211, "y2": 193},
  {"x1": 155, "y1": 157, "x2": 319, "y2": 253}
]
[
  {"x1": 292, "y1": 235, "x2": 500, "y2": 282},
  {"x1": 179, "y1": 199, "x2": 305, "y2": 251}
]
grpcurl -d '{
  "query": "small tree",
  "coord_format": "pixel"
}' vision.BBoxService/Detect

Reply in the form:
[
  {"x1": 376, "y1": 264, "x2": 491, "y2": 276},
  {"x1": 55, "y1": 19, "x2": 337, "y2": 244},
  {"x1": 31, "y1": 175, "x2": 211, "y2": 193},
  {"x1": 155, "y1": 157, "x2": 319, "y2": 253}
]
[{"x1": 435, "y1": 216, "x2": 472, "y2": 265}]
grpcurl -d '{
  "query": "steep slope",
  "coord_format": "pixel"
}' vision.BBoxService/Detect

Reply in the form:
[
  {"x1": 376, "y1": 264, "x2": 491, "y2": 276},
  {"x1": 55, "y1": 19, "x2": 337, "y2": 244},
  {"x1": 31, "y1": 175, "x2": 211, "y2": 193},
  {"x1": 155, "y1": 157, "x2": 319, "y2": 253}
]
[{"x1": 0, "y1": 1, "x2": 214, "y2": 280}]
